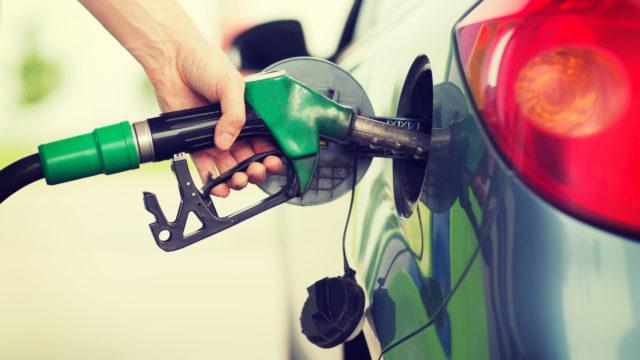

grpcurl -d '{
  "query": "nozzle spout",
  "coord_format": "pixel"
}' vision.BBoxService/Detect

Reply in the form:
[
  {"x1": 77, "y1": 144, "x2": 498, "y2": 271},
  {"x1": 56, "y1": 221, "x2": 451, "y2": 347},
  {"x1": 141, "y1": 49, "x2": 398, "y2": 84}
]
[{"x1": 350, "y1": 115, "x2": 431, "y2": 159}]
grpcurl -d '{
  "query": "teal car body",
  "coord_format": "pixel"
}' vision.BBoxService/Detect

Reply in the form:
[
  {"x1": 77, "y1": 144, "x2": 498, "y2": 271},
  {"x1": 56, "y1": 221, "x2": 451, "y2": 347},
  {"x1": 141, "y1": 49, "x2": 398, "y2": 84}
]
[{"x1": 336, "y1": 0, "x2": 640, "y2": 359}]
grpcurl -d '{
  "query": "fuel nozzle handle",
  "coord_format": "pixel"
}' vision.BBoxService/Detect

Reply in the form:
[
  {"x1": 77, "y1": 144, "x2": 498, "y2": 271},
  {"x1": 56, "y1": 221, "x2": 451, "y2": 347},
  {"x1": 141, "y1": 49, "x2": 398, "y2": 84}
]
[{"x1": 133, "y1": 104, "x2": 270, "y2": 163}]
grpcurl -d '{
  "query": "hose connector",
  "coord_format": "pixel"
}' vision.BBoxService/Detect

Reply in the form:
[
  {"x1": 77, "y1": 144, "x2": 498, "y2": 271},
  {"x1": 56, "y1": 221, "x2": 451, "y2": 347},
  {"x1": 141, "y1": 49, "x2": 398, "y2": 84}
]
[{"x1": 38, "y1": 121, "x2": 140, "y2": 185}]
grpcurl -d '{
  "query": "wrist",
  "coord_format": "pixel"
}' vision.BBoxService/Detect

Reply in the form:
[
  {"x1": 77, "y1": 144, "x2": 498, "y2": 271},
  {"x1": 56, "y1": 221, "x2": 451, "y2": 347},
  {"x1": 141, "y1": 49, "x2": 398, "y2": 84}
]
[
  {"x1": 134, "y1": 30, "x2": 203, "y2": 83},
  {"x1": 141, "y1": 35, "x2": 211, "y2": 112}
]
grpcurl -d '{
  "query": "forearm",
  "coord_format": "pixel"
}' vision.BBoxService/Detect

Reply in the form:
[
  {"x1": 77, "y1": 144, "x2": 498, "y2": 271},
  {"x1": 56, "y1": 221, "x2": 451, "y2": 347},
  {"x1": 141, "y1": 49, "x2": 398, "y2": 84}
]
[
  {"x1": 80, "y1": 0, "x2": 253, "y2": 174},
  {"x1": 79, "y1": 0, "x2": 202, "y2": 79}
]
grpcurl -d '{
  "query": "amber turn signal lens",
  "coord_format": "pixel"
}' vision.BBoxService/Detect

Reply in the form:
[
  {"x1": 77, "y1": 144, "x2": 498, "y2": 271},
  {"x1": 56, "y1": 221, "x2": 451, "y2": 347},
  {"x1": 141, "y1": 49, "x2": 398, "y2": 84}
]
[
  {"x1": 456, "y1": 0, "x2": 640, "y2": 235},
  {"x1": 514, "y1": 46, "x2": 629, "y2": 137}
]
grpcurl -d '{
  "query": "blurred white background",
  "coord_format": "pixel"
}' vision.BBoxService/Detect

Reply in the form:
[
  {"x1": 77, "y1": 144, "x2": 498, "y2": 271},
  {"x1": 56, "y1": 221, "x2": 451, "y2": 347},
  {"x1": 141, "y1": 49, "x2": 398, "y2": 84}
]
[{"x1": 0, "y1": 1, "x2": 352, "y2": 359}]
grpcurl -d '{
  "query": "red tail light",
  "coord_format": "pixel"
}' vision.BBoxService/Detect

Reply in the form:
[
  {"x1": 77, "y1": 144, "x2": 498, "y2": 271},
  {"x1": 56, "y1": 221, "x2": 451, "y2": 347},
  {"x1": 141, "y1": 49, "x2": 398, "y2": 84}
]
[{"x1": 456, "y1": 0, "x2": 640, "y2": 235}]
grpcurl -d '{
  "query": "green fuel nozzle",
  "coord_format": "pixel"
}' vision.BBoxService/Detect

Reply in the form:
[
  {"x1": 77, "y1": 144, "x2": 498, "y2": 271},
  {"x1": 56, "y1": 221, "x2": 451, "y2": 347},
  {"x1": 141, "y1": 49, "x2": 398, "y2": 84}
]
[
  {"x1": 25, "y1": 68, "x2": 431, "y2": 251},
  {"x1": 38, "y1": 71, "x2": 429, "y2": 191}
]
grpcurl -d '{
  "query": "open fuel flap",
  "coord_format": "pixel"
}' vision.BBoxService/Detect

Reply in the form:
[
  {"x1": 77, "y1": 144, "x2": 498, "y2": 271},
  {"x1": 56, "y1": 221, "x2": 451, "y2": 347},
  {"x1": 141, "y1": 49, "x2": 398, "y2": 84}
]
[
  {"x1": 392, "y1": 55, "x2": 470, "y2": 216},
  {"x1": 393, "y1": 55, "x2": 433, "y2": 217}
]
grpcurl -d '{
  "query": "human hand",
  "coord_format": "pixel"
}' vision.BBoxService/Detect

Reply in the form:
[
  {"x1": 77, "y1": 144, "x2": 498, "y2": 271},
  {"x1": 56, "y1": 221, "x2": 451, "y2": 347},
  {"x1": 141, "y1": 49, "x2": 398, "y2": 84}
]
[
  {"x1": 80, "y1": 0, "x2": 282, "y2": 197},
  {"x1": 147, "y1": 38, "x2": 283, "y2": 197}
]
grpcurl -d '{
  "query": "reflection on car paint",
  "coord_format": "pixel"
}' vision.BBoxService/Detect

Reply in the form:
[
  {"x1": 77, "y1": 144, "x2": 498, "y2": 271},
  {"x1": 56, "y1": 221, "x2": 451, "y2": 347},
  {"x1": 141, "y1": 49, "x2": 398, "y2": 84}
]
[
  {"x1": 346, "y1": 2, "x2": 640, "y2": 357},
  {"x1": 355, "y1": 65, "x2": 496, "y2": 358}
]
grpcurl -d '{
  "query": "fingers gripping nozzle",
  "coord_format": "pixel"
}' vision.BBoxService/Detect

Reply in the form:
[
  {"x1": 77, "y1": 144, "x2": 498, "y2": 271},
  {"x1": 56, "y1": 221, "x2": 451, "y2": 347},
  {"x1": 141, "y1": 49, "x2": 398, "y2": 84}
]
[{"x1": 144, "y1": 152, "x2": 298, "y2": 251}]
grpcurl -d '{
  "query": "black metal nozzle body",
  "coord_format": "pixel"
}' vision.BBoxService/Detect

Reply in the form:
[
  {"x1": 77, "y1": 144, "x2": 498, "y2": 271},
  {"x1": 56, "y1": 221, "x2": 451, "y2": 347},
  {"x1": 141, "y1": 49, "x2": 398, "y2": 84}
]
[{"x1": 146, "y1": 104, "x2": 271, "y2": 162}]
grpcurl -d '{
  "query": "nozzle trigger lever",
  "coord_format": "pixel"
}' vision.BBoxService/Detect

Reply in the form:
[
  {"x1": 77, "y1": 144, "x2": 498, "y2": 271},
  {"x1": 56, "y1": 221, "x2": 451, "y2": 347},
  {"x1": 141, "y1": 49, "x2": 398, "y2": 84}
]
[{"x1": 143, "y1": 151, "x2": 298, "y2": 251}]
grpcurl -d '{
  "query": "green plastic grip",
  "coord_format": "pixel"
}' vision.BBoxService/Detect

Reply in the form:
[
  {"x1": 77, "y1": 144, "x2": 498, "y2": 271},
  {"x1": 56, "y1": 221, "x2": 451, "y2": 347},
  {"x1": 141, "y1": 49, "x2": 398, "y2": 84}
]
[
  {"x1": 245, "y1": 74, "x2": 354, "y2": 192},
  {"x1": 38, "y1": 121, "x2": 140, "y2": 185}
]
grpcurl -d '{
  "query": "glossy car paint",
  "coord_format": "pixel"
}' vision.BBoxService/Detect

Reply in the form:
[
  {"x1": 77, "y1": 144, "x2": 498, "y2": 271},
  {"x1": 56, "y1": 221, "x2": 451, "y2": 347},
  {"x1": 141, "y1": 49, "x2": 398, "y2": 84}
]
[{"x1": 335, "y1": 0, "x2": 640, "y2": 359}]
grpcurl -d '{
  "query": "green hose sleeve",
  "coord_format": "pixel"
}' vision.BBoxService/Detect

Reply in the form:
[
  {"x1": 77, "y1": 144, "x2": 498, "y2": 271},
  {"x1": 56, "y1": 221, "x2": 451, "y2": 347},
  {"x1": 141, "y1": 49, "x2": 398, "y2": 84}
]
[{"x1": 38, "y1": 121, "x2": 140, "y2": 185}]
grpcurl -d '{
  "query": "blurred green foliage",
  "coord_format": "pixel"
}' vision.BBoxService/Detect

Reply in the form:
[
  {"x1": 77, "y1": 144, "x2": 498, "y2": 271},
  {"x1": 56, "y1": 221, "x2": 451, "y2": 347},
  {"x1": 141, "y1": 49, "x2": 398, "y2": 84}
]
[{"x1": 19, "y1": 34, "x2": 61, "y2": 106}]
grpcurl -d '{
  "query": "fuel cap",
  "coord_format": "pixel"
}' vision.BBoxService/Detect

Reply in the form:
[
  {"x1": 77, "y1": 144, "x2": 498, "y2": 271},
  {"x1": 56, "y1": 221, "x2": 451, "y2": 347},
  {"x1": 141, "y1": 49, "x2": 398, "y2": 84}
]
[{"x1": 300, "y1": 275, "x2": 366, "y2": 349}]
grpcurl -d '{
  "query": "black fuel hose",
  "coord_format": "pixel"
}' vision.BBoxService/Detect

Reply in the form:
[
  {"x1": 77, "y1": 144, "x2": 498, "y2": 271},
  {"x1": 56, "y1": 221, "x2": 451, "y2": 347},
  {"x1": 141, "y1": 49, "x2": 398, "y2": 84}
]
[{"x1": 0, "y1": 153, "x2": 44, "y2": 204}]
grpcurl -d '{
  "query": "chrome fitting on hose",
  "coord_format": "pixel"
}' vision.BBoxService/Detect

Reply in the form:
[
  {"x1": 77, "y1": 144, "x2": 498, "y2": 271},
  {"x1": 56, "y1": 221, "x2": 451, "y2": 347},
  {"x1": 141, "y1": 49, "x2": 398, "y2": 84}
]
[{"x1": 132, "y1": 120, "x2": 155, "y2": 163}]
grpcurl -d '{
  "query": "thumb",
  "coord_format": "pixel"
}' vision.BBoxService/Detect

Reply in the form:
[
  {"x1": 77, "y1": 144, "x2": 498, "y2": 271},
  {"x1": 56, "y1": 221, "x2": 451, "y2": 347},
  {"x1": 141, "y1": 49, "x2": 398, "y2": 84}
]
[
  {"x1": 213, "y1": 71, "x2": 246, "y2": 150},
  {"x1": 180, "y1": 44, "x2": 246, "y2": 151}
]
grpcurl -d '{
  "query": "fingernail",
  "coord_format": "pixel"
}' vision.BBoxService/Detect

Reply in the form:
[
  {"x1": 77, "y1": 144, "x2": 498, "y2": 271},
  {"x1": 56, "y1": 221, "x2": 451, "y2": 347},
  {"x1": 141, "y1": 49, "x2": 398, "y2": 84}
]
[{"x1": 217, "y1": 132, "x2": 235, "y2": 150}]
